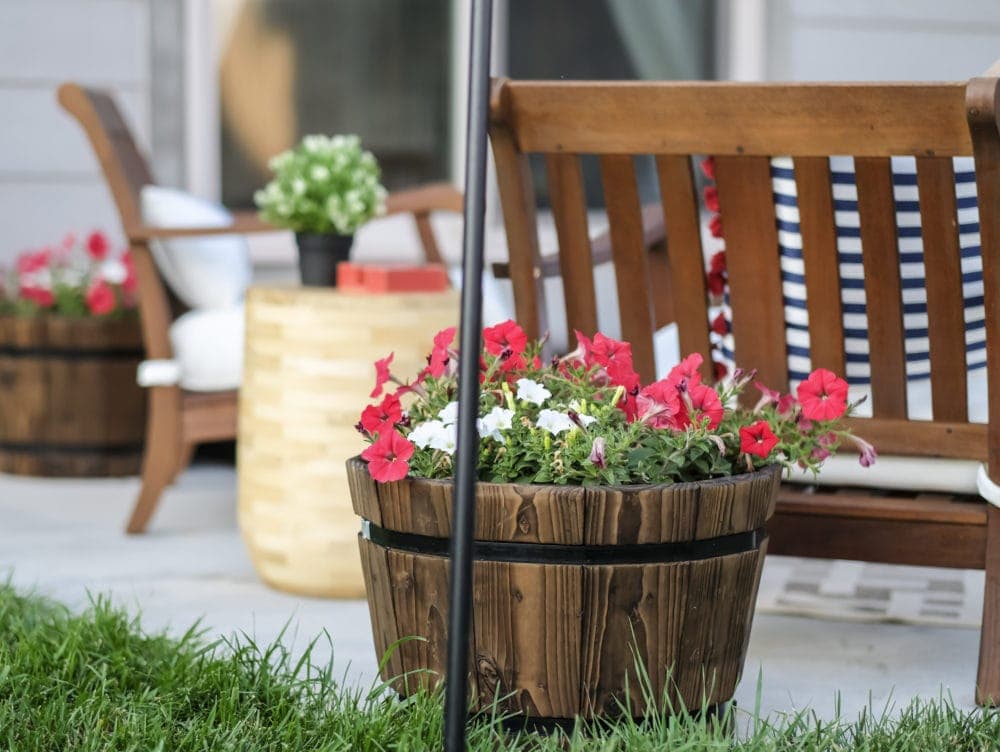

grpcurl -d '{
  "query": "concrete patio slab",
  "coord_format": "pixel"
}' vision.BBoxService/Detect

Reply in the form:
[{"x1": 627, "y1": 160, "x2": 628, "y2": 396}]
[{"x1": 0, "y1": 462, "x2": 982, "y2": 723}]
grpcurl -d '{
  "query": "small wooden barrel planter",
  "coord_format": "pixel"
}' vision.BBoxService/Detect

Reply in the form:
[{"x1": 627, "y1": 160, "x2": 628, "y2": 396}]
[
  {"x1": 348, "y1": 458, "x2": 782, "y2": 721},
  {"x1": 0, "y1": 315, "x2": 146, "y2": 477}
]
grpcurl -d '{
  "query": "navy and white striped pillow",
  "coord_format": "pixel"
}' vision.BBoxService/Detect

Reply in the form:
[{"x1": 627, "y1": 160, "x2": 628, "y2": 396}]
[{"x1": 719, "y1": 156, "x2": 986, "y2": 388}]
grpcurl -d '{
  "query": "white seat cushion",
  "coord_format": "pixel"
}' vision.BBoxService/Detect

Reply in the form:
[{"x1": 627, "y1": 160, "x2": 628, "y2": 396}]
[
  {"x1": 169, "y1": 306, "x2": 244, "y2": 391},
  {"x1": 141, "y1": 185, "x2": 252, "y2": 310},
  {"x1": 788, "y1": 454, "x2": 980, "y2": 495}
]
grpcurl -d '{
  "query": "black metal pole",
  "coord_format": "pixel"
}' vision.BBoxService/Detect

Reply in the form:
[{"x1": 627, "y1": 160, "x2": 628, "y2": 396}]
[{"x1": 444, "y1": 1, "x2": 493, "y2": 750}]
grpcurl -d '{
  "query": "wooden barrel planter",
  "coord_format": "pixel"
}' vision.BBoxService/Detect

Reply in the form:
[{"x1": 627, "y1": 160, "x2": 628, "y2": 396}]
[
  {"x1": 0, "y1": 315, "x2": 146, "y2": 477},
  {"x1": 348, "y1": 458, "x2": 782, "y2": 721}
]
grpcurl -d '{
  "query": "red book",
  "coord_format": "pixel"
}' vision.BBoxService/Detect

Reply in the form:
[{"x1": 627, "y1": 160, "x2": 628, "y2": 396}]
[{"x1": 336, "y1": 262, "x2": 450, "y2": 293}]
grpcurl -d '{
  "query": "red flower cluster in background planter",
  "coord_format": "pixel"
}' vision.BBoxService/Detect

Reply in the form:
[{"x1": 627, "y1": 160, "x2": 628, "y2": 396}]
[
  {"x1": 358, "y1": 320, "x2": 875, "y2": 485},
  {"x1": 1, "y1": 231, "x2": 137, "y2": 317}
]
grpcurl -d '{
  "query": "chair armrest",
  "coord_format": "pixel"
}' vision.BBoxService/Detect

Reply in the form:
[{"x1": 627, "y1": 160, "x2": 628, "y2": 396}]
[
  {"x1": 384, "y1": 182, "x2": 464, "y2": 216},
  {"x1": 492, "y1": 203, "x2": 666, "y2": 279},
  {"x1": 376, "y1": 182, "x2": 464, "y2": 265},
  {"x1": 127, "y1": 211, "x2": 277, "y2": 242}
]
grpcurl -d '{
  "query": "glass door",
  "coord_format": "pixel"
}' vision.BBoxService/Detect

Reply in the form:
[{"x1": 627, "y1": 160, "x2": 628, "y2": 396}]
[{"x1": 216, "y1": 0, "x2": 452, "y2": 208}]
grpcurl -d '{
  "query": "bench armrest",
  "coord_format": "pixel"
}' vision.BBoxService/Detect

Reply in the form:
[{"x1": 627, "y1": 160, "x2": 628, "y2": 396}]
[{"x1": 384, "y1": 182, "x2": 464, "y2": 216}]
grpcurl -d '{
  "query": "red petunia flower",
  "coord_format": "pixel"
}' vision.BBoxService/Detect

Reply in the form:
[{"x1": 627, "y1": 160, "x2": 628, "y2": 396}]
[
  {"x1": 563, "y1": 330, "x2": 594, "y2": 368},
  {"x1": 433, "y1": 326, "x2": 456, "y2": 352},
  {"x1": 740, "y1": 420, "x2": 779, "y2": 458},
  {"x1": 85, "y1": 280, "x2": 116, "y2": 315},
  {"x1": 755, "y1": 381, "x2": 797, "y2": 416},
  {"x1": 708, "y1": 214, "x2": 723, "y2": 239},
  {"x1": 613, "y1": 368, "x2": 642, "y2": 422},
  {"x1": 19, "y1": 285, "x2": 54, "y2": 308},
  {"x1": 618, "y1": 391, "x2": 639, "y2": 422},
  {"x1": 427, "y1": 327, "x2": 456, "y2": 379},
  {"x1": 668, "y1": 352, "x2": 704, "y2": 387},
  {"x1": 427, "y1": 350, "x2": 449, "y2": 378},
  {"x1": 797, "y1": 368, "x2": 849, "y2": 422},
  {"x1": 703, "y1": 185, "x2": 720, "y2": 213},
  {"x1": 588, "y1": 436, "x2": 607, "y2": 469},
  {"x1": 590, "y1": 333, "x2": 633, "y2": 376},
  {"x1": 16, "y1": 249, "x2": 50, "y2": 275},
  {"x1": 687, "y1": 382, "x2": 724, "y2": 429},
  {"x1": 361, "y1": 430, "x2": 414, "y2": 483},
  {"x1": 370, "y1": 352, "x2": 394, "y2": 398},
  {"x1": 849, "y1": 434, "x2": 878, "y2": 468},
  {"x1": 360, "y1": 393, "x2": 403, "y2": 434},
  {"x1": 637, "y1": 379, "x2": 680, "y2": 429},
  {"x1": 811, "y1": 445, "x2": 831, "y2": 461},
  {"x1": 86, "y1": 230, "x2": 110, "y2": 261},
  {"x1": 483, "y1": 319, "x2": 527, "y2": 360}
]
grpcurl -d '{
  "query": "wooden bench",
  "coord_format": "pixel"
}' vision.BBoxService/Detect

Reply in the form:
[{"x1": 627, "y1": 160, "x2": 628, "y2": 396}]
[{"x1": 489, "y1": 70, "x2": 1000, "y2": 704}]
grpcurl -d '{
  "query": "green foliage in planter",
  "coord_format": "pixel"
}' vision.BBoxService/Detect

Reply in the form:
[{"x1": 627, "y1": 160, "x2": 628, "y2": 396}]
[
  {"x1": 359, "y1": 323, "x2": 876, "y2": 486},
  {"x1": 255, "y1": 134, "x2": 388, "y2": 235}
]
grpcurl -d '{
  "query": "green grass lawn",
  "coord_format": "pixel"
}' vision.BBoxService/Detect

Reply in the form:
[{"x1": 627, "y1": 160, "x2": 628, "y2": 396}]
[{"x1": 1, "y1": 583, "x2": 999, "y2": 751}]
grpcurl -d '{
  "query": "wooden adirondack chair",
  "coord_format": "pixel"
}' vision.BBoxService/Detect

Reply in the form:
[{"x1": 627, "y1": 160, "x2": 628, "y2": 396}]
[
  {"x1": 58, "y1": 82, "x2": 463, "y2": 534},
  {"x1": 489, "y1": 70, "x2": 1000, "y2": 703}
]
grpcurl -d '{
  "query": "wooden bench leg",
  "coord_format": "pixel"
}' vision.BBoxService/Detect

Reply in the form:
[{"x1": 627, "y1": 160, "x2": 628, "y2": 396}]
[
  {"x1": 977, "y1": 505, "x2": 1000, "y2": 705},
  {"x1": 126, "y1": 386, "x2": 182, "y2": 534}
]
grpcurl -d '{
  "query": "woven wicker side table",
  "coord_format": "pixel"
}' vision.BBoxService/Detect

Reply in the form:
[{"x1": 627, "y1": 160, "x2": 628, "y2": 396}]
[{"x1": 238, "y1": 285, "x2": 459, "y2": 597}]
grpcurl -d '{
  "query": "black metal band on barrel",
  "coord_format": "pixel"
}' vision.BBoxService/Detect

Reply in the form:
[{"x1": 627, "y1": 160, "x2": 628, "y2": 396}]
[
  {"x1": 362, "y1": 520, "x2": 765, "y2": 565},
  {"x1": 0, "y1": 441, "x2": 144, "y2": 456},
  {"x1": 0, "y1": 346, "x2": 144, "y2": 360}
]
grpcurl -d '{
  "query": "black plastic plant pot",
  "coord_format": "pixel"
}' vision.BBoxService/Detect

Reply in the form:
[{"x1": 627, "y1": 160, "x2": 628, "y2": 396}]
[{"x1": 295, "y1": 232, "x2": 354, "y2": 287}]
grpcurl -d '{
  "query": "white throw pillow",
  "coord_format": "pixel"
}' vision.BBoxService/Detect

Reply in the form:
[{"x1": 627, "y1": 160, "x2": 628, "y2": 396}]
[
  {"x1": 169, "y1": 306, "x2": 244, "y2": 391},
  {"x1": 140, "y1": 185, "x2": 252, "y2": 310}
]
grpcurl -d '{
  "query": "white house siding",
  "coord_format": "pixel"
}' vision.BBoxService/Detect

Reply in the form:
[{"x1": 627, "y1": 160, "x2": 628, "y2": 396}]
[
  {"x1": 763, "y1": 0, "x2": 1000, "y2": 81},
  {"x1": 0, "y1": 0, "x2": 151, "y2": 264}
]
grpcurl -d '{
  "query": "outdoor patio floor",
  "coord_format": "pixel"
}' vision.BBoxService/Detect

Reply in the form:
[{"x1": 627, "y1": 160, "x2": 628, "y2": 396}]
[{"x1": 0, "y1": 460, "x2": 982, "y2": 723}]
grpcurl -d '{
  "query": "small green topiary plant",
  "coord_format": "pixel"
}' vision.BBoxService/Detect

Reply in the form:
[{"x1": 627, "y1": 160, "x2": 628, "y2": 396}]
[{"x1": 254, "y1": 134, "x2": 388, "y2": 235}]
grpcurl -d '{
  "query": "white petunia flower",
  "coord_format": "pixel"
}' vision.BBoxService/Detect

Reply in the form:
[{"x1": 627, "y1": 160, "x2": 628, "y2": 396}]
[
  {"x1": 310, "y1": 165, "x2": 331, "y2": 182},
  {"x1": 536, "y1": 409, "x2": 577, "y2": 436},
  {"x1": 408, "y1": 420, "x2": 457, "y2": 455},
  {"x1": 99, "y1": 259, "x2": 128, "y2": 285},
  {"x1": 430, "y1": 422, "x2": 457, "y2": 454},
  {"x1": 477, "y1": 406, "x2": 514, "y2": 441},
  {"x1": 438, "y1": 401, "x2": 459, "y2": 426},
  {"x1": 408, "y1": 420, "x2": 445, "y2": 449},
  {"x1": 516, "y1": 378, "x2": 551, "y2": 406},
  {"x1": 21, "y1": 269, "x2": 53, "y2": 290}
]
